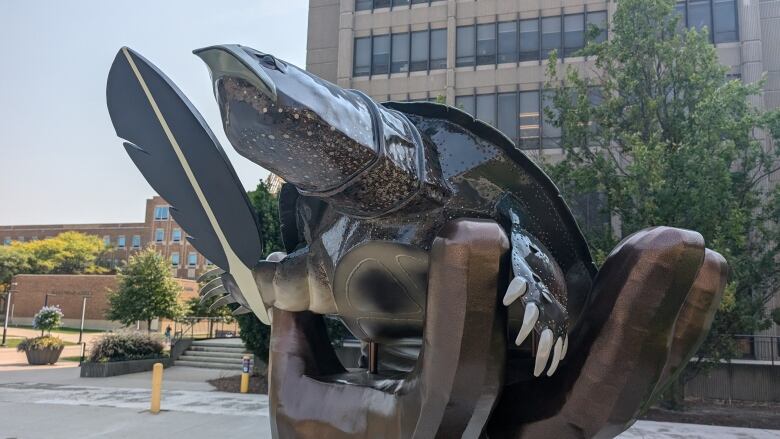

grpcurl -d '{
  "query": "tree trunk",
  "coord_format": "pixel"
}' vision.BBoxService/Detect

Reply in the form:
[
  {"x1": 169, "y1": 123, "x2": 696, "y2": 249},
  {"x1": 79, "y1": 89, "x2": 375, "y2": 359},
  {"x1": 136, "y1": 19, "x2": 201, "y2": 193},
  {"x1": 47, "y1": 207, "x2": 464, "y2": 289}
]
[
  {"x1": 659, "y1": 376, "x2": 685, "y2": 411},
  {"x1": 147, "y1": 319, "x2": 152, "y2": 334}
]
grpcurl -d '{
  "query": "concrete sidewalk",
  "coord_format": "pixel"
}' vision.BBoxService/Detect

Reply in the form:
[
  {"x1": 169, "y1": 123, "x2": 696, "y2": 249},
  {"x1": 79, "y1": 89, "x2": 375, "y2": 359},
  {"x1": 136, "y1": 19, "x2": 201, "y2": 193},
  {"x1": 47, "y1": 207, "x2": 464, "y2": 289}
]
[{"x1": 0, "y1": 366, "x2": 778, "y2": 439}]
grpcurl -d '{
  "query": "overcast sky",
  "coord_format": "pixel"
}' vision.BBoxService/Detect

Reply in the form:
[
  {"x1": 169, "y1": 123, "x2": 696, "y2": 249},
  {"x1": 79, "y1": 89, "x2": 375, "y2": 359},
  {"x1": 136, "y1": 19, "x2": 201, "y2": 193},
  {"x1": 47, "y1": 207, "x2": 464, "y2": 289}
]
[{"x1": 0, "y1": 0, "x2": 308, "y2": 225}]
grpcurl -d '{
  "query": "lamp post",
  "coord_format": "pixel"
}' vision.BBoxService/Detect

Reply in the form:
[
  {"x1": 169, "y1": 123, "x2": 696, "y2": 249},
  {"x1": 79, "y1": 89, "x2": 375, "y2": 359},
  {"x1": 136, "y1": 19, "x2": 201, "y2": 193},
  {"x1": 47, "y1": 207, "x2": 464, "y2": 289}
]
[{"x1": 2, "y1": 282, "x2": 18, "y2": 346}]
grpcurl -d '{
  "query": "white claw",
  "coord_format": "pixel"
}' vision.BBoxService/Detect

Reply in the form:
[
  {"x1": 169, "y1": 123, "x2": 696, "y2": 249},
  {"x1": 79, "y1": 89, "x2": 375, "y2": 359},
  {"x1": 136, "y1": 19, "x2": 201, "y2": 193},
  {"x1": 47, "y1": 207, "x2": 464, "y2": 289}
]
[
  {"x1": 546, "y1": 337, "x2": 564, "y2": 376},
  {"x1": 561, "y1": 335, "x2": 569, "y2": 359},
  {"x1": 266, "y1": 252, "x2": 288, "y2": 262},
  {"x1": 534, "y1": 328, "x2": 554, "y2": 377},
  {"x1": 503, "y1": 277, "x2": 528, "y2": 306},
  {"x1": 515, "y1": 302, "x2": 539, "y2": 346}
]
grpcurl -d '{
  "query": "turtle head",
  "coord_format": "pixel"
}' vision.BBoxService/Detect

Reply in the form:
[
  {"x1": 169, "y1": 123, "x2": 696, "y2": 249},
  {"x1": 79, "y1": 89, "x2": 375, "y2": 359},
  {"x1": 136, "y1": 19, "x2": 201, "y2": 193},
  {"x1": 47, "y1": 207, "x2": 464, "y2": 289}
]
[{"x1": 194, "y1": 45, "x2": 378, "y2": 194}]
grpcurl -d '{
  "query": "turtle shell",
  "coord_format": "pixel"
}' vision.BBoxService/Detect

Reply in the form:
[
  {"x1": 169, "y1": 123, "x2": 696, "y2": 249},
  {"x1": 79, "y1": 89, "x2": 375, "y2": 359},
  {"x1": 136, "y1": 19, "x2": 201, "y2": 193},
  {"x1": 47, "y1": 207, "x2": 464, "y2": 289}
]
[{"x1": 383, "y1": 101, "x2": 597, "y2": 321}]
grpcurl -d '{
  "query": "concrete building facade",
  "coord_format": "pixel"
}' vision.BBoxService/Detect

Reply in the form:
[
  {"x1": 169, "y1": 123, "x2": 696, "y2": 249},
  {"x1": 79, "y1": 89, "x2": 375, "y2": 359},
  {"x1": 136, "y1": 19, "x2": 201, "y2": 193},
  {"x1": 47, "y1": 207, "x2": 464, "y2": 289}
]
[{"x1": 0, "y1": 196, "x2": 213, "y2": 280}]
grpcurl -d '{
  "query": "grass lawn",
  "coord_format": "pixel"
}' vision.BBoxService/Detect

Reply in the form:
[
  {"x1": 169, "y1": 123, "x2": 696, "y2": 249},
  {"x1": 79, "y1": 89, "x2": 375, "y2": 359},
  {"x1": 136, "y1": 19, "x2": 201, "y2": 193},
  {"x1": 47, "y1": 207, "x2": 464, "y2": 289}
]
[
  {"x1": 10, "y1": 325, "x2": 105, "y2": 334},
  {"x1": 1, "y1": 337, "x2": 78, "y2": 349},
  {"x1": 60, "y1": 356, "x2": 83, "y2": 363}
]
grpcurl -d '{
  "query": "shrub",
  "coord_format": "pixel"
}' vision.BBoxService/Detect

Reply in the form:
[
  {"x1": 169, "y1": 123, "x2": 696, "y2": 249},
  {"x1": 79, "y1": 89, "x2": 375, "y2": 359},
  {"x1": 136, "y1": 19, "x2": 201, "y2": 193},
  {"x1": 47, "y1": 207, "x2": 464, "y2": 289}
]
[
  {"x1": 17, "y1": 335, "x2": 65, "y2": 352},
  {"x1": 89, "y1": 332, "x2": 166, "y2": 363},
  {"x1": 33, "y1": 305, "x2": 63, "y2": 333}
]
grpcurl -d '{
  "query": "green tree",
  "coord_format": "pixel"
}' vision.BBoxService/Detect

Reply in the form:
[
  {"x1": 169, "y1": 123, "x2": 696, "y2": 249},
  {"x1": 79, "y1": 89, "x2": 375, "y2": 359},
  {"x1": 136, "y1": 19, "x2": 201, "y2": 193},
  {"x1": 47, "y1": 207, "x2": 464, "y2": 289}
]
[
  {"x1": 237, "y1": 181, "x2": 284, "y2": 360},
  {"x1": 543, "y1": 0, "x2": 780, "y2": 389},
  {"x1": 106, "y1": 246, "x2": 183, "y2": 331}
]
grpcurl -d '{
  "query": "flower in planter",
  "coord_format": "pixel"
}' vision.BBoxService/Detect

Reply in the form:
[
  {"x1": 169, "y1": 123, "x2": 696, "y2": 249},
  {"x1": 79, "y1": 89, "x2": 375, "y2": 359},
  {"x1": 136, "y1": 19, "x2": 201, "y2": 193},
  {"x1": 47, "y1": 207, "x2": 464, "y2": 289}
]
[
  {"x1": 16, "y1": 335, "x2": 66, "y2": 353},
  {"x1": 33, "y1": 305, "x2": 64, "y2": 334}
]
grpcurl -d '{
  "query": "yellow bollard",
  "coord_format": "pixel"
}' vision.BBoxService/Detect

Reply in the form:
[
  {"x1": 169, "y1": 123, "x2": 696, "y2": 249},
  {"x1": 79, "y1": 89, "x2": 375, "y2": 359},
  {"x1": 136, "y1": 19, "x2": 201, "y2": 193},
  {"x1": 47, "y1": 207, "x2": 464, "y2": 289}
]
[
  {"x1": 240, "y1": 355, "x2": 251, "y2": 394},
  {"x1": 150, "y1": 362, "x2": 163, "y2": 414}
]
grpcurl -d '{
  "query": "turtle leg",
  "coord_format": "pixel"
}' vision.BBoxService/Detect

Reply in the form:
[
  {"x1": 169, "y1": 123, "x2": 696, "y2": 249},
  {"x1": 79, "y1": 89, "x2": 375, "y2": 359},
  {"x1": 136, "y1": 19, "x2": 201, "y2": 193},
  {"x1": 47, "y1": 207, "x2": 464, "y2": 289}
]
[{"x1": 503, "y1": 222, "x2": 569, "y2": 378}]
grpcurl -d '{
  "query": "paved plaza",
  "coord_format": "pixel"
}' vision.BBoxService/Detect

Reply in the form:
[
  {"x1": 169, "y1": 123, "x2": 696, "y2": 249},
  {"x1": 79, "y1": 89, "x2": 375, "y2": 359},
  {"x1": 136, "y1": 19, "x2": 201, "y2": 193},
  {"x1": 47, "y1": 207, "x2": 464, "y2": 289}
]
[{"x1": 0, "y1": 364, "x2": 777, "y2": 439}]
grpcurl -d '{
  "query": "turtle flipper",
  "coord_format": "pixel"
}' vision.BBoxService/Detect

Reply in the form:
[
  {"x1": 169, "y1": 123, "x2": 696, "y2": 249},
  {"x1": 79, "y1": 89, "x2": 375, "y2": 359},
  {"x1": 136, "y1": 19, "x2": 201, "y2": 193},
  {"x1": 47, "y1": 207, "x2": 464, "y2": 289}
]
[{"x1": 106, "y1": 47, "x2": 269, "y2": 324}]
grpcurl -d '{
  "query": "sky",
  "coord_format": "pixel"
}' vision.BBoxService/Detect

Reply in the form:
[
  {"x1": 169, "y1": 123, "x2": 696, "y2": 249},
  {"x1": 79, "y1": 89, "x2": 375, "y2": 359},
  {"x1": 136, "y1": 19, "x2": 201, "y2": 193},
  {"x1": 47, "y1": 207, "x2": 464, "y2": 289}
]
[{"x1": 0, "y1": 0, "x2": 309, "y2": 225}]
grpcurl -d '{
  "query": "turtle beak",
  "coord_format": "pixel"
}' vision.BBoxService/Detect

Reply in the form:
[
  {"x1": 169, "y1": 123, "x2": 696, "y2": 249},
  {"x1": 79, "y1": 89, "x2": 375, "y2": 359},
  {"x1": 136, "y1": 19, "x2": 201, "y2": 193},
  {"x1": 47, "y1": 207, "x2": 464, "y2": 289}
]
[{"x1": 194, "y1": 44, "x2": 277, "y2": 103}]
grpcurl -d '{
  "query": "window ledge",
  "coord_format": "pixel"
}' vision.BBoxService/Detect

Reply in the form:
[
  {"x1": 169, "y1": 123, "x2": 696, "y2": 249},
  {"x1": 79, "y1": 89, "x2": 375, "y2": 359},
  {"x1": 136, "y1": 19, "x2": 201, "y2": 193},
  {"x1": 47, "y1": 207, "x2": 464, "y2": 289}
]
[{"x1": 476, "y1": 64, "x2": 495, "y2": 71}]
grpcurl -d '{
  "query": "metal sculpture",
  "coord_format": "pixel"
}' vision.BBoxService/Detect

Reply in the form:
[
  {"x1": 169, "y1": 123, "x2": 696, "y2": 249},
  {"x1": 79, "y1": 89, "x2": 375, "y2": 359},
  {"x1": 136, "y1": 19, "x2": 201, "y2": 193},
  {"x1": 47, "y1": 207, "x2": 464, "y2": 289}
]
[{"x1": 106, "y1": 45, "x2": 728, "y2": 439}]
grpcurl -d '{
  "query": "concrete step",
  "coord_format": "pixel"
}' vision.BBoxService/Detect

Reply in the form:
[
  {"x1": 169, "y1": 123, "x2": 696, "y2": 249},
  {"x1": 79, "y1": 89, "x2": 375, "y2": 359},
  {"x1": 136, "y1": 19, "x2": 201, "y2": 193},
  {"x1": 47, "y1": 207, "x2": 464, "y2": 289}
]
[
  {"x1": 175, "y1": 360, "x2": 243, "y2": 371},
  {"x1": 178, "y1": 355, "x2": 242, "y2": 365},
  {"x1": 188, "y1": 346, "x2": 248, "y2": 354},
  {"x1": 184, "y1": 350, "x2": 247, "y2": 359},
  {"x1": 191, "y1": 339, "x2": 246, "y2": 349}
]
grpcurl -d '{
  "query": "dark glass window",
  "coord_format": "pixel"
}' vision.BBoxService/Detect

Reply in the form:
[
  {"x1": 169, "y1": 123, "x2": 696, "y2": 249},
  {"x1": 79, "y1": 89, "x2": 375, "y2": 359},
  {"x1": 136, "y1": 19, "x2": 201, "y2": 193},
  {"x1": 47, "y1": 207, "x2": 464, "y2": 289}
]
[
  {"x1": 542, "y1": 16, "x2": 562, "y2": 59},
  {"x1": 457, "y1": 25, "x2": 476, "y2": 67},
  {"x1": 356, "y1": 0, "x2": 373, "y2": 11},
  {"x1": 412, "y1": 0, "x2": 429, "y2": 3},
  {"x1": 688, "y1": 0, "x2": 712, "y2": 35},
  {"x1": 675, "y1": 3, "x2": 687, "y2": 32},
  {"x1": 587, "y1": 11, "x2": 608, "y2": 44},
  {"x1": 542, "y1": 90, "x2": 561, "y2": 148},
  {"x1": 476, "y1": 94, "x2": 497, "y2": 127},
  {"x1": 391, "y1": 33, "x2": 410, "y2": 73},
  {"x1": 455, "y1": 95, "x2": 475, "y2": 116},
  {"x1": 393, "y1": 0, "x2": 410, "y2": 6},
  {"x1": 430, "y1": 29, "x2": 447, "y2": 69},
  {"x1": 373, "y1": 0, "x2": 390, "y2": 9},
  {"x1": 411, "y1": 31, "x2": 429, "y2": 71},
  {"x1": 497, "y1": 93, "x2": 518, "y2": 142},
  {"x1": 118, "y1": 236, "x2": 126, "y2": 248},
  {"x1": 564, "y1": 14, "x2": 585, "y2": 57},
  {"x1": 476, "y1": 23, "x2": 497, "y2": 65},
  {"x1": 519, "y1": 90, "x2": 540, "y2": 149},
  {"x1": 354, "y1": 37, "x2": 371, "y2": 76},
  {"x1": 372, "y1": 34, "x2": 391, "y2": 75},
  {"x1": 132, "y1": 235, "x2": 141, "y2": 249},
  {"x1": 519, "y1": 18, "x2": 540, "y2": 62},
  {"x1": 713, "y1": 0, "x2": 738, "y2": 42},
  {"x1": 498, "y1": 21, "x2": 518, "y2": 63}
]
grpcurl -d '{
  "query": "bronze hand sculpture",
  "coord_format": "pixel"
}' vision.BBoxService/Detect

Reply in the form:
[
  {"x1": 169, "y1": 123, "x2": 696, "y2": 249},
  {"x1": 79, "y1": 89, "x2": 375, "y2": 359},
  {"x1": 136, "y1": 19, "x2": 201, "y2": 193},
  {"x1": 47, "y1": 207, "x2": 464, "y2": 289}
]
[{"x1": 106, "y1": 45, "x2": 728, "y2": 438}]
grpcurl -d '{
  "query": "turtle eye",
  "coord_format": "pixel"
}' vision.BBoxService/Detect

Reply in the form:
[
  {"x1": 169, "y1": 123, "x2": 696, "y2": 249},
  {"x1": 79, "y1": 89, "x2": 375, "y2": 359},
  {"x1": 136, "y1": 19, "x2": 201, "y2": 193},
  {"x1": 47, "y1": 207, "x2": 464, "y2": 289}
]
[{"x1": 259, "y1": 54, "x2": 286, "y2": 72}]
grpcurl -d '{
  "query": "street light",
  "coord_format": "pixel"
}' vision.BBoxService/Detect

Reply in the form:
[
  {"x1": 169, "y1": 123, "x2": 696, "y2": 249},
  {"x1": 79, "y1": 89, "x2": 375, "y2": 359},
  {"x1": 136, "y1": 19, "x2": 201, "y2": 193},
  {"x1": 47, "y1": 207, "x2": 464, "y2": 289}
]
[{"x1": 2, "y1": 282, "x2": 18, "y2": 346}]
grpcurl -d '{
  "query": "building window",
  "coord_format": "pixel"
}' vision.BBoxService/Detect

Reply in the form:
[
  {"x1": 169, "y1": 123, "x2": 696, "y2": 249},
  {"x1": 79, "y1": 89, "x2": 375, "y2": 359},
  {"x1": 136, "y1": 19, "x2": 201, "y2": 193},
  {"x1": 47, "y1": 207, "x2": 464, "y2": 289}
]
[
  {"x1": 564, "y1": 14, "x2": 585, "y2": 57},
  {"x1": 155, "y1": 228, "x2": 165, "y2": 243},
  {"x1": 713, "y1": 0, "x2": 738, "y2": 43},
  {"x1": 356, "y1": 0, "x2": 435, "y2": 11},
  {"x1": 354, "y1": 37, "x2": 372, "y2": 76},
  {"x1": 429, "y1": 29, "x2": 447, "y2": 70},
  {"x1": 541, "y1": 16, "x2": 562, "y2": 59},
  {"x1": 356, "y1": 0, "x2": 372, "y2": 11},
  {"x1": 476, "y1": 23, "x2": 497, "y2": 65},
  {"x1": 118, "y1": 235, "x2": 126, "y2": 248},
  {"x1": 519, "y1": 18, "x2": 540, "y2": 62},
  {"x1": 154, "y1": 206, "x2": 169, "y2": 220},
  {"x1": 586, "y1": 11, "x2": 608, "y2": 44},
  {"x1": 498, "y1": 21, "x2": 518, "y2": 63},
  {"x1": 476, "y1": 94, "x2": 497, "y2": 127},
  {"x1": 3, "y1": 237, "x2": 11, "y2": 245},
  {"x1": 519, "y1": 90, "x2": 541, "y2": 149},
  {"x1": 372, "y1": 34, "x2": 391, "y2": 75},
  {"x1": 688, "y1": 0, "x2": 713, "y2": 35},
  {"x1": 391, "y1": 33, "x2": 410, "y2": 73},
  {"x1": 410, "y1": 31, "x2": 429, "y2": 71},
  {"x1": 132, "y1": 235, "x2": 141, "y2": 249},
  {"x1": 103, "y1": 235, "x2": 111, "y2": 246},
  {"x1": 456, "y1": 25, "x2": 476, "y2": 67},
  {"x1": 171, "y1": 252, "x2": 180, "y2": 267},
  {"x1": 188, "y1": 252, "x2": 198, "y2": 267},
  {"x1": 542, "y1": 90, "x2": 561, "y2": 148},
  {"x1": 355, "y1": 31, "x2": 447, "y2": 77},
  {"x1": 497, "y1": 93, "x2": 518, "y2": 142},
  {"x1": 17, "y1": 236, "x2": 24, "y2": 242},
  {"x1": 393, "y1": 0, "x2": 410, "y2": 6},
  {"x1": 172, "y1": 228, "x2": 182, "y2": 242},
  {"x1": 455, "y1": 95, "x2": 475, "y2": 116}
]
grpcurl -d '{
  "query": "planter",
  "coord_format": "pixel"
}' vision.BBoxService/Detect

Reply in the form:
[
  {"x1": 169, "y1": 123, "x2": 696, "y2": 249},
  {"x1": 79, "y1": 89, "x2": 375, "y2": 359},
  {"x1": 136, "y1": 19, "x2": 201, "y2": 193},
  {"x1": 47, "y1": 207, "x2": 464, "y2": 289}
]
[
  {"x1": 80, "y1": 357, "x2": 171, "y2": 378},
  {"x1": 24, "y1": 346, "x2": 65, "y2": 365}
]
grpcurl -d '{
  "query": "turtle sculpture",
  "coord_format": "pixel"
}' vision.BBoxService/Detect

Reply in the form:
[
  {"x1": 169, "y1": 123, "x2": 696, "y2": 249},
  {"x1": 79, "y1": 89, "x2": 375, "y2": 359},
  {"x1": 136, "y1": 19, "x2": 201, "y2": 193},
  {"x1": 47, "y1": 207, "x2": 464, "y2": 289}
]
[{"x1": 106, "y1": 45, "x2": 729, "y2": 439}]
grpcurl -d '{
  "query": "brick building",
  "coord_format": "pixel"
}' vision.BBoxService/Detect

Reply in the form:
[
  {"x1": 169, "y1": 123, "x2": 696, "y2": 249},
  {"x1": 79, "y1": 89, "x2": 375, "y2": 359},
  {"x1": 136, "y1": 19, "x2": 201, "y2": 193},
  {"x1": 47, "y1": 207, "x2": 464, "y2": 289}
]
[
  {"x1": 6, "y1": 274, "x2": 198, "y2": 330},
  {"x1": 0, "y1": 196, "x2": 213, "y2": 280}
]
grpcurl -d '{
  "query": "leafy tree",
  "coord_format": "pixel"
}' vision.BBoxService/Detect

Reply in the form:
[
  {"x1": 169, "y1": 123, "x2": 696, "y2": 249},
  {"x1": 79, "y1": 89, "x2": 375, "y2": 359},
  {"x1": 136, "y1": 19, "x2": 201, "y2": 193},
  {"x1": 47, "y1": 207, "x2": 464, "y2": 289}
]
[
  {"x1": 106, "y1": 246, "x2": 183, "y2": 331},
  {"x1": 542, "y1": 0, "x2": 780, "y2": 399},
  {"x1": 0, "y1": 232, "x2": 107, "y2": 292}
]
